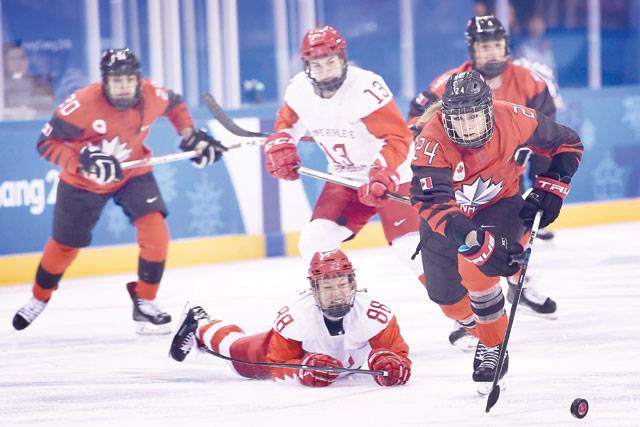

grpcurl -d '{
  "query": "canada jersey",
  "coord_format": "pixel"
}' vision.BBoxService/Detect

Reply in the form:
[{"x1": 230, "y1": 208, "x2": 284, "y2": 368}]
[
  {"x1": 268, "y1": 291, "x2": 408, "y2": 379},
  {"x1": 411, "y1": 100, "x2": 583, "y2": 240},
  {"x1": 36, "y1": 80, "x2": 193, "y2": 194},
  {"x1": 409, "y1": 61, "x2": 555, "y2": 120},
  {"x1": 276, "y1": 66, "x2": 413, "y2": 183}
]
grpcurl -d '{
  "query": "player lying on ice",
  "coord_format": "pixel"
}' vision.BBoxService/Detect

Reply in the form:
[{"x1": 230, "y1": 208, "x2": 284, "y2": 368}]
[{"x1": 169, "y1": 249, "x2": 411, "y2": 387}]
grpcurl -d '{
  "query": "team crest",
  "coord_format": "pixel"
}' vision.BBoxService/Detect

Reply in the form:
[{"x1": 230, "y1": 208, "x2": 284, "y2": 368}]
[
  {"x1": 453, "y1": 161, "x2": 466, "y2": 181},
  {"x1": 455, "y1": 176, "x2": 503, "y2": 214},
  {"x1": 93, "y1": 136, "x2": 132, "y2": 162}
]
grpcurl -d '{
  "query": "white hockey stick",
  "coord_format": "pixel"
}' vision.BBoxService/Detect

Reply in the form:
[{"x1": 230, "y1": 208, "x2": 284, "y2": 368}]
[
  {"x1": 297, "y1": 166, "x2": 411, "y2": 205},
  {"x1": 120, "y1": 136, "x2": 263, "y2": 171},
  {"x1": 121, "y1": 150, "x2": 198, "y2": 170}
]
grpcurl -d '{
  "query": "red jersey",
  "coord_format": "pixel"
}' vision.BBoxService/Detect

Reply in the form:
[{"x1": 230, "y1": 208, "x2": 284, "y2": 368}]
[
  {"x1": 408, "y1": 61, "x2": 556, "y2": 122},
  {"x1": 36, "y1": 80, "x2": 194, "y2": 194},
  {"x1": 410, "y1": 100, "x2": 583, "y2": 243}
]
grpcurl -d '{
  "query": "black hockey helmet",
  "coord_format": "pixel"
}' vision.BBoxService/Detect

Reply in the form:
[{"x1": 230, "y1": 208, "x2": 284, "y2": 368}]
[
  {"x1": 100, "y1": 48, "x2": 142, "y2": 109},
  {"x1": 441, "y1": 70, "x2": 494, "y2": 148},
  {"x1": 465, "y1": 15, "x2": 509, "y2": 78}
]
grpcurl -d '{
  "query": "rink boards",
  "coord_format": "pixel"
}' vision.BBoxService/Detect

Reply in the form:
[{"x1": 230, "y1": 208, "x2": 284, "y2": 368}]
[{"x1": 2, "y1": 86, "x2": 640, "y2": 284}]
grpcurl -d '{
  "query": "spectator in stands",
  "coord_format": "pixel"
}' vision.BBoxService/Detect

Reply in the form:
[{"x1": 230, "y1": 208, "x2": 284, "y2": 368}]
[{"x1": 3, "y1": 42, "x2": 55, "y2": 120}]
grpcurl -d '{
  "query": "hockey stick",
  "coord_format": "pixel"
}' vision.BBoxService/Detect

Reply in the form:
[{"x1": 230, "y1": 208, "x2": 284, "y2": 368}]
[
  {"x1": 297, "y1": 166, "x2": 411, "y2": 205},
  {"x1": 121, "y1": 150, "x2": 198, "y2": 170},
  {"x1": 120, "y1": 135, "x2": 264, "y2": 170},
  {"x1": 485, "y1": 210, "x2": 544, "y2": 413},
  {"x1": 200, "y1": 345, "x2": 388, "y2": 377},
  {"x1": 201, "y1": 93, "x2": 411, "y2": 205},
  {"x1": 202, "y1": 93, "x2": 269, "y2": 138}
]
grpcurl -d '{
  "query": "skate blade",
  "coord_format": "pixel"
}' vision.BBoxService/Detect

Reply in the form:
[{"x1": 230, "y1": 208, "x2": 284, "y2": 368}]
[
  {"x1": 135, "y1": 321, "x2": 172, "y2": 335},
  {"x1": 476, "y1": 379, "x2": 506, "y2": 396},
  {"x1": 451, "y1": 335, "x2": 479, "y2": 352},
  {"x1": 515, "y1": 304, "x2": 558, "y2": 320}
]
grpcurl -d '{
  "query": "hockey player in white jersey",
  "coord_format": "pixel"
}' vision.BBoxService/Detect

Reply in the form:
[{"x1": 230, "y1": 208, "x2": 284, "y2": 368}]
[
  {"x1": 263, "y1": 25, "x2": 427, "y2": 297},
  {"x1": 169, "y1": 249, "x2": 411, "y2": 387}
]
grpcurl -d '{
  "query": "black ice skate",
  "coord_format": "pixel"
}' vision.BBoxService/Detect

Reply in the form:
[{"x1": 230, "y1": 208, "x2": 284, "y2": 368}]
[
  {"x1": 126, "y1": 282, "x2": 172, "y2": 335},
  {"x1": 473, "y1": 342, "x2": 508, "y2": 395},
  {"x1": 448, "y1": 320, "x2": 478, "y2": 352},
  {"x1": 507, "y1": 278, "x2": 557, "y2": 319},
  {"x1": 169, "y1": 305, "x2": 211, "y2": 362},
  {"x1": 12, "y1": 297, "x2": 48, "y2": 330}
]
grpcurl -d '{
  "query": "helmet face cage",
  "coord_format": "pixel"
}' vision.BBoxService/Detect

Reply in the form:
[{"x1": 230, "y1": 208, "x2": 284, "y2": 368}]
[
  {"x1": 100, "y1": 48, "x2": 142, "y2": 109},
  {"x1": 310, "y1": 273, "x2": 357, "y2": 319},
  {"x1": 442, "y1": 71, "x2": 494, "y2": 148},
  {"x1": 465, "y1": 15, "x2": 509, "y2": 78},
  {"x1": 308, "y1": 249, "x2": 356, "y2": 318},
  {"x1": 442, "y1": 104, "x2": 494, "y2": 148},
  {"x1": 300, "y1": 26, "x2": 348, "y2": 93}
]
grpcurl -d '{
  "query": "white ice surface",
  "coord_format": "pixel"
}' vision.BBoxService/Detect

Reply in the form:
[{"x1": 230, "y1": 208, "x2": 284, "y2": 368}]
[{"x1": 1, "y1": 222, "x2": 639, "y2": 426}]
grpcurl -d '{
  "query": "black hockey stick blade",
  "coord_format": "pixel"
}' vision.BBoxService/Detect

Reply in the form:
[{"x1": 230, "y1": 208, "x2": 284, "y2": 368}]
[
  {"x1": 485, "y1": 384, "x2": 501, "y2": 412},
  {"x1": 200, "y1": 345, "x2": 388, "y2": 377},
  {"x1": 202, "y1": 93, "x2": 269, "y2": 138}
]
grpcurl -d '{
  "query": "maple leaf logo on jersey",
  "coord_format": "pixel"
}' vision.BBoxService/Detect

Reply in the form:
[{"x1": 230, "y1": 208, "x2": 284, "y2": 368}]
[
  {"x1": 97, "y1": 136, "x2": 132, "y2": 162},
  {"x1": 455, "y1": 176, "x2": 503, "y2": 208}
]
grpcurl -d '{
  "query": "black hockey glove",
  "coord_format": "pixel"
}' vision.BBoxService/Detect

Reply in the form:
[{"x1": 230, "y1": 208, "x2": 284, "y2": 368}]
[
  {"x1": 520, "y1": 172, "x2": 571, "y2": 228},
  {"x1": 459, "y1": 230, "x2": 524, "y2": 277},
  {"x1": 79, "y1": 145, "x2": 123, "y2": 185},
  {"x1": 180, "y1": 128, "x2": 228, "y2": 168}
]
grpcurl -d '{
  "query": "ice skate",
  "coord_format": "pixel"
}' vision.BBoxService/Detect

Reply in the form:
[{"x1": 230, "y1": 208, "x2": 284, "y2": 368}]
[
  {"x1": 169, "y1": 305, "x2": 211, "y2": 362},
  {"x1": 473, "y1": 342, "x2": 508, "y2": 395},
  {"x1": 507, "y1": 277, "x2": 557, "y2": 319},
  {"x1": 448, "y1": 321, "x2": 478, "y2": 352},
  {"x1": 536, "y1": 228, "x2": 554, "y2": 241},
  {"x1": 12, "y1": 297, "x2": 48, "y2": 330},
  {"x1": 126, "y1": 282, "x2": 172, "y2": 335}
]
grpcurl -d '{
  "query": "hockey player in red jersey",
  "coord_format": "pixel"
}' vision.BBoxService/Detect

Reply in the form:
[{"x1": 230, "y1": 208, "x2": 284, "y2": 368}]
[
  {"x1": 410, "y1": 71, "x2": 582, "y2": 393},
  {"x1": 169, "y1": 249, "x2": 411, "y2": 387},
  {"x1": 12, "y1": 48, "x2": 226, "y2": 334},
  {"x1": 408, "y1": 16, "x2": 561, "y2": 344},
  {"x1": 263, "y1": 26, "x2": 426, "y2": 300}
]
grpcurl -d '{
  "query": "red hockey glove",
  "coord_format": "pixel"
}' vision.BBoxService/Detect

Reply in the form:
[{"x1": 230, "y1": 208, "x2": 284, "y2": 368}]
[
  {"x1": 358, "y1": 164, "x2": 400, "y2": 207},
  {"x1": 298, "y1": 353, "x2": 343, "y2": 387},
  {"x1": 520, "y1": 172, "x2": 571, "y2": 228},
  {"x1": 368, "y1": 349, "x2": 411, "y2": 386},
  {"x1": 459, "y1": 230, "x2": 524, "y2": 277},
  {"x1": 264, "y1": 132, "x2": 301, "y2": 180}
]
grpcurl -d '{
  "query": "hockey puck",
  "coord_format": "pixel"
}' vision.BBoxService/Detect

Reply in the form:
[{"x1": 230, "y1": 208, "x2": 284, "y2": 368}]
[{"x1": 570, "y1": 398, "x2": 589, "y2": 419}]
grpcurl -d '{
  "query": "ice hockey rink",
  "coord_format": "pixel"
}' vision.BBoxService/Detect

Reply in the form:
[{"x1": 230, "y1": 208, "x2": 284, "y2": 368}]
[{"x1": 1, "y1": 221, "x2": 639, "y2": 426}]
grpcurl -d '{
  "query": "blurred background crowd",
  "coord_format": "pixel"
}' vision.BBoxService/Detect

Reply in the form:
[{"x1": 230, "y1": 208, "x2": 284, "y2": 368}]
[{"x1": 1, "y1": 0, "x2": 638, "y2": 119}]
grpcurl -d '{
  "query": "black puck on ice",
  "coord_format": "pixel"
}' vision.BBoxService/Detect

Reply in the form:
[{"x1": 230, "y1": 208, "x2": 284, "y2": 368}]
[{"x1": 570, "y1": 398, "x2": 589, "y2": 419}]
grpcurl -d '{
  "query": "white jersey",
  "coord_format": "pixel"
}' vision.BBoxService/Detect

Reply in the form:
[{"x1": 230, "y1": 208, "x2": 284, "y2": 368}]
[
  {"x1": 273, "y1": 291, "x2": 398, "y2": 371},
  {"x1": 279, "y1": 66, "x2": 413, "y2": 183}
]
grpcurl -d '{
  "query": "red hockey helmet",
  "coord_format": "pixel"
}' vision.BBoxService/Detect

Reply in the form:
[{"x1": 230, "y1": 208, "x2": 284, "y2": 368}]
[
  {"x1": 300, "y1": 26, "x2": 346, "y2": 61},
  {"x1": 300, "y1": 26, "x2": 348, "y2": 93},
  {"x1": 308, "y1": 249, "x2": 356, "y2": 319}
]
